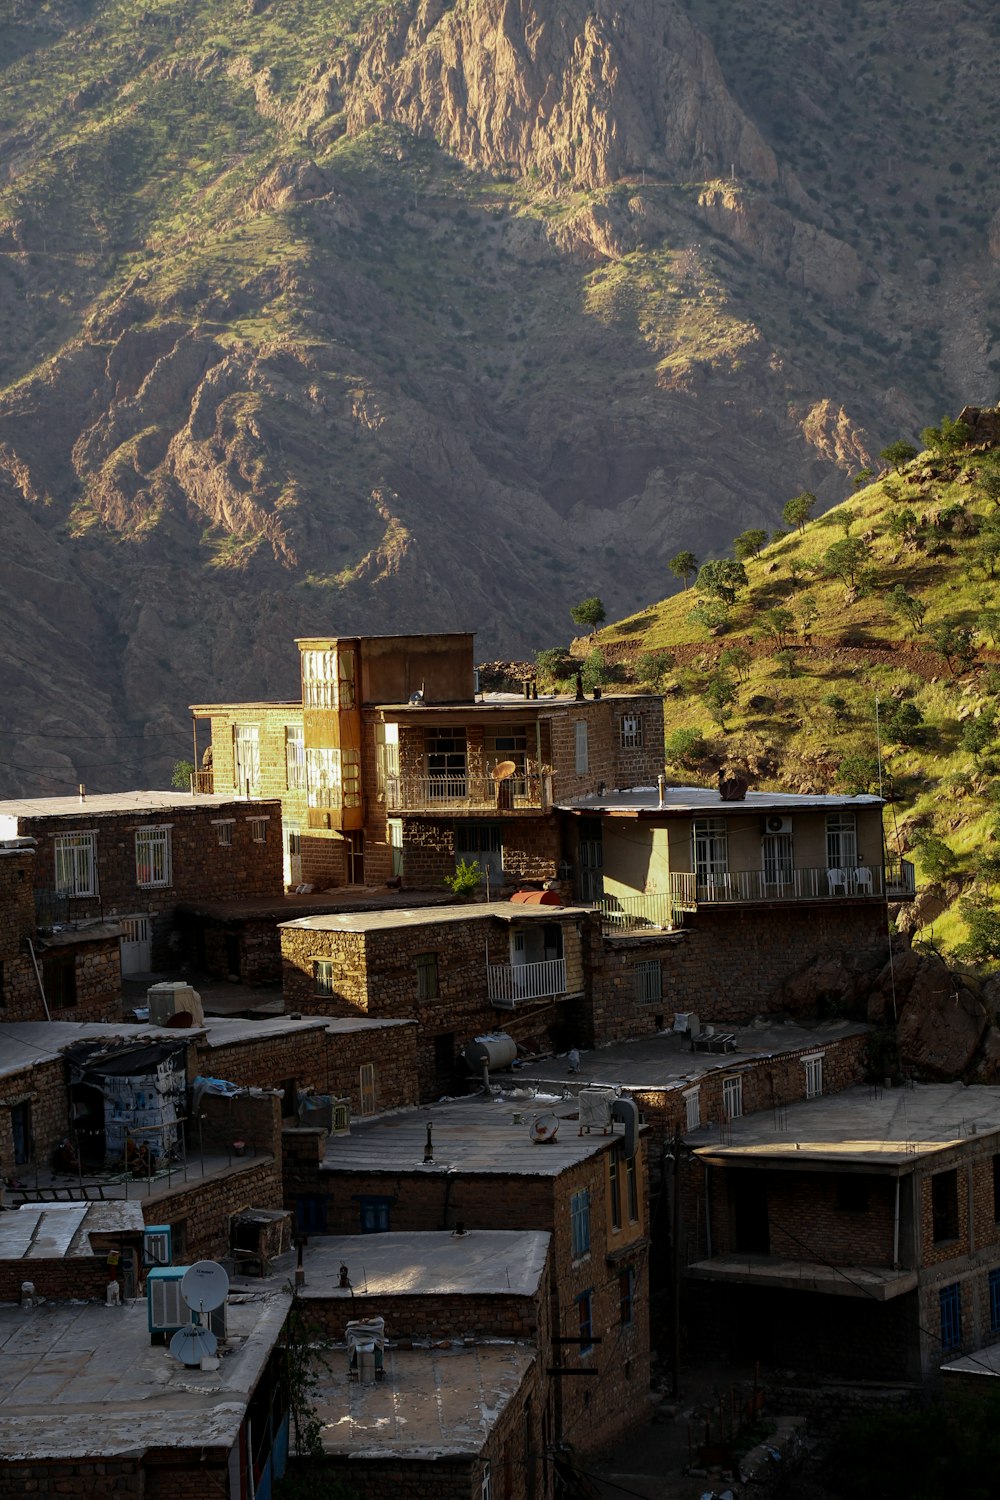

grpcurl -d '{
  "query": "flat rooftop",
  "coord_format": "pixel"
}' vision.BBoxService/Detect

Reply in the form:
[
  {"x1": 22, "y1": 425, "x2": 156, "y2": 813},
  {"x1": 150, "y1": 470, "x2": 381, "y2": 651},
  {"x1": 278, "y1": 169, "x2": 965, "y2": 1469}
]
[
  {"x1": 512, "y1": 1019, "x2": 869, "y2": 1093},
  {"x1": 0, "y1": 790, "x2": 280, "y2": 825},
  {"x1": 297, "y1": 1230, "x2": 550, "y2": 1302},
  {"x1": 314, "y1": 1342, "x2": 535, "y2": 1459},
  {"x1": 0, "y1": 1287, "x2": 290, "y2": 1459},
  {"x1": 320, "y1": 1091, "x2": 625, "y2": 1177},
  {"x1": 0, "y1": 1202, "x2": 145, "y2": 1260},
  {"x1": 0, "y1": 1021, "x2": 203, "y2": 1084},
  {"x1": 200, "y1": 1014, "x2": 414, "y2": 1048},
  {"x1": 559, "y1": 785, "x2": 884, "y2": 816},
  {"x1": 693, "y1": 1083, "x2": 1000, "y2": 1170},
  {"x1": 180, "y1": 888, "x2": 457, "y2": 921},
  {"x1": 281, "y1": 899, "x2": 590, "y2": 935},
  {"x1": 686, "y1": 1254, "x2": 918, "y2": 1302}
]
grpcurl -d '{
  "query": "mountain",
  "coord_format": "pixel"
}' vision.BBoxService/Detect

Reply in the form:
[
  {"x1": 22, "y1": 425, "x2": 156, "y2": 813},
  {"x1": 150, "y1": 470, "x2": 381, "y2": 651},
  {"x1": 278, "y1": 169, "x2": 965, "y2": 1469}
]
[
  {"x1": 1, "y1": 0, "x2": 998, "y2": 792},
  {"x1": 585, "y1": 416, "x2": 1000, "y2": 963}
]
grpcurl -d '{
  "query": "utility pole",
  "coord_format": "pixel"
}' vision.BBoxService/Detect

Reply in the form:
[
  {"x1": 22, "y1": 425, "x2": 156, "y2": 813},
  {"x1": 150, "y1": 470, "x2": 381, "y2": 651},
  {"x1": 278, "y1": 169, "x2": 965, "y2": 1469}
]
[{"x1": 671, "y1": 1123, "x2": 683, "y2": 1398}]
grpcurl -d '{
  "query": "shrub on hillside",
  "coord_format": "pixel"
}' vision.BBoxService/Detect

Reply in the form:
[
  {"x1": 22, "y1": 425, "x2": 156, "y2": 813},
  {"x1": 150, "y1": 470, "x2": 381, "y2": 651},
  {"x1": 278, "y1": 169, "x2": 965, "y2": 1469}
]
[{"x1": 665, "y1": 727, "x2": 709, "y2": 767}]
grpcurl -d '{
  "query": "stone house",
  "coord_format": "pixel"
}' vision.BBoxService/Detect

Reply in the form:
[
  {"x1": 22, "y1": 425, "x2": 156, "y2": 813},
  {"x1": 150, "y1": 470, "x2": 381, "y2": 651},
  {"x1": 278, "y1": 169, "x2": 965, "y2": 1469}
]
[
  {"x1": 280, "y1": 901, "x2": 590, "y2": 1098},
  {"x1": 0, "y1": 791, "x2": 284, "y2": 978},
  {"x1": 684, "y1": 1082, "x2": 1000, "y2": 1383},
  {"x1": 190, "y1": 630, "x2": 664, "y2": 895},
  {"x1": 286, "y1": 1091, "x2": 651, "y2": 1458}
]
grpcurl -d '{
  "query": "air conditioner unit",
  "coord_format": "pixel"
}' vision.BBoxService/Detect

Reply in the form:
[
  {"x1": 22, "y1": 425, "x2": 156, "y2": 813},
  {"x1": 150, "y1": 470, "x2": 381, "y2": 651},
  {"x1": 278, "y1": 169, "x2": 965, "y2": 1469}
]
[
  {"x1": 147, "y1": 1266, "x2": 188, "y2": 1334},
  {"x1": 143, "y1": 1225, "x2": 172, "y2": 1266},
  {"x1": 764, "y1": 815, "x2": 792, "y2": 835}
]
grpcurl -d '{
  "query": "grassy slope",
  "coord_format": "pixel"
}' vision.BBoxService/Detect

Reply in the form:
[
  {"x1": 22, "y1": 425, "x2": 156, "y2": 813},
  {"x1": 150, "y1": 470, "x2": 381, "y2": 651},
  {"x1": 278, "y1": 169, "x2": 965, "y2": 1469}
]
[{"x1": 592, "y1": 449, "x2": 1000, "y2": 958}]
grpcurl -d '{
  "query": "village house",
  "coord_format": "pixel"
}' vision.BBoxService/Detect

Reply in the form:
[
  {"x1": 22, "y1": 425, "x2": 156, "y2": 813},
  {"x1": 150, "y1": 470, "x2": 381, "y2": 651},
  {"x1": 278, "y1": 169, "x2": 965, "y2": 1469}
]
[
  {"x1": 190, "y1": 630, "x2": 664, "y2": 895},
  {"x1": 284, "y1": 1089, "x2": 650, "y2": 1458},
  {"x1": 0, "y1": 791, "x2": 285, "y2": 979},
  {"x1": 684, "y1": 1082, "x2": 1000, "y2": 1384}
]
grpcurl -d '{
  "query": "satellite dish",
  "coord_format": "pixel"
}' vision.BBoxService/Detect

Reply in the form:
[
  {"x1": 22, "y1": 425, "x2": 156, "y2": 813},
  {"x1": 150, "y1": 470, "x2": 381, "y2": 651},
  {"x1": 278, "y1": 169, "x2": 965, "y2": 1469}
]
[
  {"x1": 181, "y1": 1260, "x2": 230, "y2": 1314},
  {"x1": 492, "y1": 760, "x2": 517, "y2": 782},
  {"x1": 530, "y1": 1113, "x2": 560, "y2": 1144},
  {"x1": 169, "y1": 1322, "x2": 219, "y2": 1367}
]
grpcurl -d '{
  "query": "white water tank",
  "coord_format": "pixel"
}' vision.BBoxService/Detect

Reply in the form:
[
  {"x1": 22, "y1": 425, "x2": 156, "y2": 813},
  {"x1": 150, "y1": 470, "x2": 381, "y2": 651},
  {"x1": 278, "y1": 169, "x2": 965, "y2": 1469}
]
[
  {"x1": 147, "y1": 982, "x2": 204, "y2": 1027},
  {"x1": 462, "y1": 1033, "x2": 517, "y2": 1073}
]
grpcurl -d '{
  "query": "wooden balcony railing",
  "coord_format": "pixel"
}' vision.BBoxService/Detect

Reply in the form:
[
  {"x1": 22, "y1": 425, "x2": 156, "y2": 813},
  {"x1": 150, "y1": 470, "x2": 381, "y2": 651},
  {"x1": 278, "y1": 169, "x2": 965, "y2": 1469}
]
[{"x1": 386, "y1": 772, "x2": 549, "y2": 814}]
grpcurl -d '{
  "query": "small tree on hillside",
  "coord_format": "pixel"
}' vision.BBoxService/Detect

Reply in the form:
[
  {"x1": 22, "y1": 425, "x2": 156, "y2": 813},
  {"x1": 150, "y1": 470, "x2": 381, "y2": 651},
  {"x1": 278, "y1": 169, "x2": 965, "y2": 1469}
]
[
  {"x1": 703, "y1": 673, "x2": 737, "y2": 731},
  {"x1": 689, "y1": 598, "x2": 731, "y2": 635},
  {"x1": 880, "y1": 440, "x2": 917, "y2": 472},
  {"x1": 570, "y1": 596, "x2": 606, "y2": 636},
  {"x1": 887, "y1": 508, "x2": 919, "y2": 544},
  {"x1": 921, "y1": 414, "x2": 973, "y2": 458},
  {"x1": 836, "y1": 751, "x2": 880, "y2": 795},
  {"x1": 799, "y1": 593, "x2": 820, "y2": 637},
  {"x1": 733, "y1": 528, "x2": 769, "y2": 561},
  {"x1": 961, "y1": 710, "x2": 998, "y2": 762},
  {"x1": 852, "y1": 467, "x2": 875, "y2": 491},
  {"x1": 823, "y1": 537, "x2": 871, "y2": 590},
  {"x1": 977, "y1": 456, "x2": 1000, "y2": 509},
  {"x1": 668, "y1": 550, "x2": 699, "y2": 588},
  {"x1": 928, "y1": 618, "x2": 977, "y2": 674},
  {"x1": 719, "y1": 645, "x2": 752, "y2": 682},
  {"x1": 695, "y1": 558, "x2": 748, "y2": 605},
  {"x1": 886, "y1": 584, "x2": 927, "y2": 634},
  {"x1": 757, "y1": 606, "x2": 795, "y2": 647},
  {"x1": 782, "y1": 491, "x2": 817, "y2": 534}
]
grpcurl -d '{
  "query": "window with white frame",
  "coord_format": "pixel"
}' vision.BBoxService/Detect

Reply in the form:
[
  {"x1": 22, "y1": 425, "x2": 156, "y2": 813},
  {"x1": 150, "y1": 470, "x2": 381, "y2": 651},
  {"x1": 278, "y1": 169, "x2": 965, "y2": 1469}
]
[
  {"x1": 314, "y1": 959, "x2": 335, "y2": 996},
  {"x1": 634, "y1": 958, "x2": 662, "y2": 1005},
  {"x1": 248, "y1": 817, "x2": 268, "y2": 844},
  {"x1": 233, "y1": 723, "x2": 260, "y2": 793},
  {"x1": 570, "y1": 1188, "x2": 591, "y2": 1258},
  {"x1": 693, "y1": 818, "x2": 728, "y2": 885},
  {"x1": 826, "y1": 812, "x2": 857, "y2": 871},
  {"x1": 301, "y1": 649, "x2": 337, "y2": 709},
  {"x1": 620, "y1": 712, "x2": 643, "y2": 749},
  {"x1": 285, "y1": 725, "x2": 305, "y2": 789},
  {"x1": 54, "y1": 832, "x2": 97, "y2": 897},
  {"x1": 574, "y1": 721, "x2": 589, "y2": 775},
  {"x1": 803, "y1": 1053, "x2": 824, "y2": 1099},
  {"x1": 481, "y1": 1460, "x2": 493, "y2": 1500},
  {"x1": 213, "y1": 820, "x2": 235, "y2": 847},
  {"x1": 722, "y1": 1075, "x2": 743, "y2": 1120},
  {"x1": 375, "y1": 723, "x2": 400, "y2": 793},
  {"x1": 135, "y1": 827, "x2": 171, "y2": 888},
  {"x1": 683, "y1": 1087, "x2": 701, "y2": 1131}
]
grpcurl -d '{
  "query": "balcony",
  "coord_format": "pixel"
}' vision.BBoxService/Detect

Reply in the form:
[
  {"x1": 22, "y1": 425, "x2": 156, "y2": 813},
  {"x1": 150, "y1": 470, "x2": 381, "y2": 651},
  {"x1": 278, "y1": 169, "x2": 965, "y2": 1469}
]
[
  {"x1": 885, "y1": 857, "x2": 917, "y2": 900},
  {"x1": 599, "y1": 892, "x2": 682, "y2": 936},
  {"x1": 190, "y1": 770, "x2": 215, "y2": 794},
  {"x1": 386, "y1": 771, "x2": 549, "y2": 815},
  {"x1": 487, "y1": 957, "x2": 567, "y2": 1009},
  {"x1": 688, "y1": 865, "x2": 891, "y2": 905}
]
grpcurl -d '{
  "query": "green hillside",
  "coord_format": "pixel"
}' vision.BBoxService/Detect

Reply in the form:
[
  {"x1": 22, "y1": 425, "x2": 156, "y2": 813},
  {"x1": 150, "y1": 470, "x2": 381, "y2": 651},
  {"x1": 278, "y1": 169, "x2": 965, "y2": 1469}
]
[{"x1": 578, "y1": 419, "x2": 1000, "y2": 963}]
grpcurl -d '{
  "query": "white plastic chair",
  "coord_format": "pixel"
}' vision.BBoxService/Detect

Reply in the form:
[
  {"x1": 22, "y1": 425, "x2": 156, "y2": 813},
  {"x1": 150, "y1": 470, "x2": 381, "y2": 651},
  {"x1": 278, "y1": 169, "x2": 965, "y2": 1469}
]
[
  {"x1": 854, "y1": 865, "x2": 873, "y2": 895},
  {"x1": 826, "y1": 867, "x2": 845, "y2": 895}
]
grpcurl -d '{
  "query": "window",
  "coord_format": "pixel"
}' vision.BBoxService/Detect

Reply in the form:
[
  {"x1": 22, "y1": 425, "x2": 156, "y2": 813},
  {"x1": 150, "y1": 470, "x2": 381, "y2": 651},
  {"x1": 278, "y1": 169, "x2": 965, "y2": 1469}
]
[
  {"x1": 570, "y1": 1188, "x2": 591, "y2": 1258},
  {"x1": 634, "y1": 959, "x2": 662, "y2": 1005},
  {"x1": 693, "y1": 818, "x2": 728, "y2": 886},
  {"x1": 135, "y1": 827, "x2": 171, "y2": 887},
  {"x1": 359, "y1": 1063, "x2": 376, "y2": 1117},
  {"x1": 940, "y1": 1282, "x2": 961, "y2": 1350},
  {"x1": 481, "y1": 1460, "x2": 492, "y2": 1500},
  {"x1": 803, "y1": 1054, "x2": 824, "y2": 1099},
  {"x1": 626, "y1": 1152, "x2": 639, "y2": 1223},
  {"x1": 301, "y1": 649, "x2": 337, "y2": 709},
  {"x1": 314, "y1": 960, "x2": 335, "y2": 997},
  {"x1": 574, "y1": 721, "x2": 589, "y2": 775},
  {"x1": 835, "y1": 1175, "x2": 869, "y2": 1213},
  {"x1": 213, "y1": 820, "x2": 235, "y2": 847},
  {"x1": 576, "y1": 1289, "x2": 593, "y2": 1355},
  {"x1": 338, "y1": 649, "x2": 356, "y2": 709},
  {"x1": 306, "y1": 747, "x2": 361, "y2": 809},
  {"x1": 388, "y1": 819, "x2": 404, "y2": 878},
  {"x1": 233, "y1": 723, "x2": 260, "y2": 793},
  {"x1": 294, "y1": 1195, "x2": 328, "y2": 1234},
  {"x1": 375, "y1": 723, "x2": 399, "y2": 793},
  {"x1": 285, "y1": 725, "x2": 305, "y2": 789},
  {"x1": 486, "y1": 725, "x2": 529, "y2": 792},
  {"x1": 722, "y1": 1075, "x2": 743, "y2": 1121},
  {"x1": 54, "y1": 832, "x2": 97, "y2": 897},
  {"x1": 683, "y1": 1087, "x2": 701, "y2": 1132},
  {"x1": 609, "y1": 1149, "x2": 622, "y2": 1232},
  {"x1": 619, "y1": 1266, "x2": 634, "y2": 1326},
  {"x1": 426, "y1": 728, "x2": 467, "y2": 796},
  {"x1": 415, "y1": 952, "x2": 439, "y2": 1000},
  {"x1": 932, "y1": 1169, "x2": 960, "y2": 1243},
  {"x1": 456, "y1": 823, "x2": 503, "y2": 883},
  {"x1": 761, "y1": 831, "x2": 793, "y2": 887},
  {"x1": 990, "y1": 1268, "x2": 1000, "y2": 1334},
  {"x1": 826, "y1": 812, "x2": 857, "y2": 871},
  {"x1": 620, "y1": 713, "x2": 643, "y2": 749},
  {"x1": 248, "y1": 817, "x2": 268, "y2": 844},
  {"x1": 358, "y1": 1196, "x2": 392, "y2": 1233}
]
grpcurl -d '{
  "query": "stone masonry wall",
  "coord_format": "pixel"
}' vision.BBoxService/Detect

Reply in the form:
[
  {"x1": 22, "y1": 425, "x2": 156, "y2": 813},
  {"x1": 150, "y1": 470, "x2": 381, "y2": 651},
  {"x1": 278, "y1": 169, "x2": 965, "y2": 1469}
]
[
  {"x1": 142, "y1": 1155, "x2": 281, "y2": 1263},
  {"x1": 399, "y1": 815, "x2": 563, "y2": 891},
  {"x1": 39, "y1": 935, "x2": 121, "y2": 1024},
  {"x1": 0, "y1": 1058, "x2": 70, "y2": 1172},
  {"x1": 0, "y1": 1459, "x2": 145, "y2": 1498},
  {"x1": 304, "y1": 1288, "x2": 543, "y2": 1343}
]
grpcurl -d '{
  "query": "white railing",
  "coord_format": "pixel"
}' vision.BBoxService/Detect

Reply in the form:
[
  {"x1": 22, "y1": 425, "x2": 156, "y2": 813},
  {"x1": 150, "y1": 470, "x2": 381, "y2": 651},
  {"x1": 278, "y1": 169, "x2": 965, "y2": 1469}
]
[
  {"x1": 693, "y1": 866, "x2": 886, "y2": 903},
  {"x1": 599, "y1": 893, "x2": 680, "y2": 935},
  {"x1": 386, "y1": 772, "x2": 547, "y2": 813},
  {"x1": 487, "y1": 958, "x2": 567, "y2": 1008},
  {"x1": 669, "y1": 871, "x2": 698, "y2": 911}
]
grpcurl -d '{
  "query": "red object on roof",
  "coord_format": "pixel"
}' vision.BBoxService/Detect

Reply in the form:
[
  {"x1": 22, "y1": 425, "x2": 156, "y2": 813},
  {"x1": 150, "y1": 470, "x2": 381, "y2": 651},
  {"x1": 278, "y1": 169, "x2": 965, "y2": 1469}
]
[{"x1": 510, "y1": 889, "x2": 563, "y2": 905}]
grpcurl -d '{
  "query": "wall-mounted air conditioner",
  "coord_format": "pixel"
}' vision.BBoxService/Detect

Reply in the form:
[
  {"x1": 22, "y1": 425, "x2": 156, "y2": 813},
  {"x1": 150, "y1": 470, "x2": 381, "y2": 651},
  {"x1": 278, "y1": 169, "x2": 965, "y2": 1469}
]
[
  {"x1": 143, "y1": 1225, "x2": 172, "y2": 1266},
  {"x1": 764, "y1": 815, "x2": 792, "y2": 835}
]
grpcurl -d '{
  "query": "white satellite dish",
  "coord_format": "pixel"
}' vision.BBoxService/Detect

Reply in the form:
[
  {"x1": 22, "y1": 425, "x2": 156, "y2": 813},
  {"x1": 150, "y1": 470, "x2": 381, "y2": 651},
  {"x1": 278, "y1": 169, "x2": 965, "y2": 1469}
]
[
  {"x1": 530, "y1": 1113, "x2": 560, "y2": 1144},
  {"x1": 181, "y1": 1260, "x2": 229, "y2": 1315},
  {"x1": 169, "y1": 1322, "x2": 219, "y2": 1366}
]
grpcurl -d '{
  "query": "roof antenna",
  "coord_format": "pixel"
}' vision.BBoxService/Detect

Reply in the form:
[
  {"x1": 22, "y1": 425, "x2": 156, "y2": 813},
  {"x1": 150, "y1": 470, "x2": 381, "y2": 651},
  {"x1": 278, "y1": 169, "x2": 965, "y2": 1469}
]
[{"x1": 423, "y1": 1123, "x2": 434, "y2": 1163}]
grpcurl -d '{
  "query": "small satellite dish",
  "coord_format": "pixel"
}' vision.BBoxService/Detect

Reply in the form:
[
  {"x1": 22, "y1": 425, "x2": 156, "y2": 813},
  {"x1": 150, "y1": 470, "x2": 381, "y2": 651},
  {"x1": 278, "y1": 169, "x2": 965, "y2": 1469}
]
[
  {"x1": 530, "y1": 1113, "x2": 560, "y2": 1144},
  {"x1": 169, "y1": 1322, "x2": 219, "y2": 1367},
  {"x1": 492, "y1": 760, "x2": 517, "y2": 782},
  {"x1": 181, "y1": 1261, "x2": 230, "y2": 1315}
]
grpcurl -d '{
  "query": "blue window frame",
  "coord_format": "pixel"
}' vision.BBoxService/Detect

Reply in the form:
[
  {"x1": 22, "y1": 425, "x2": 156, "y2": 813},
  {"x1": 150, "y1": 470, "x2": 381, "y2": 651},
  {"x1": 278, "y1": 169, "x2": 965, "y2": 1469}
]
[
  {"x1": 358, "y1": 1196, "x2": 393, "y2": 1233},
  {"x1": 940, "y1": 1282, "x2": 961, "y2": 1350},
  {"x1": 576, "y1": 1289, "x2": 593, "y2": 1355},
  {"x1": 294, "y1": 1195, "x2": 327, "y2": 1234},
  {"x1": 990, "y1": 1269, "x2": 1000, "y2": 1334},
  {"x1": 570, "y1": 1189, "x2": 590, "y2": 1258}
]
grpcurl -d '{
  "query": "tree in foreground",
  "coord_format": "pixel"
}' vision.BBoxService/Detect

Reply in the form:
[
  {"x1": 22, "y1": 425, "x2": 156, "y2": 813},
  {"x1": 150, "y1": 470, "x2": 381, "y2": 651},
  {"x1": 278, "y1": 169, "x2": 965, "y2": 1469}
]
[
  {"x1": 569, "y1": 596, "x2": 606, "y2": 635},
  {"x1": 921, "y1": 414, "x2": 973, "y2": 458},
  {"x1": 668, "y1": 550, "x2": 698, "y2": 588},
  {"x1": 782, "y1": 490, "x2": 816, "y2": 533}
]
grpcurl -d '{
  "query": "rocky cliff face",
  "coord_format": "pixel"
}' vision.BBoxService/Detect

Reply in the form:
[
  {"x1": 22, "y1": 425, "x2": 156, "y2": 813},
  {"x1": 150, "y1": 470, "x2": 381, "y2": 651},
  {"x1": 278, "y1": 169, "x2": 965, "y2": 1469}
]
[{"x1": 0, "y1": 0, "x2": 997, "y2": 791}]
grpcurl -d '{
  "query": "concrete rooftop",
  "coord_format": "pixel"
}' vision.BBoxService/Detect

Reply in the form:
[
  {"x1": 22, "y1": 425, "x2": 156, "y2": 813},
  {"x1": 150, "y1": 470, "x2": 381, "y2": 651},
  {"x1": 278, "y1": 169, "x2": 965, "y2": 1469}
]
[
  {"x1": 0, "y1": 1202, "x2": 145, "y2": 1260},
  {"x1": 0, "y1": 1288, "x2": 290, "y2": 1459},
  {"x1": 200, "y1": 1014, "x2": 414, "y2": 1048},
  {"x1": 298, "y1": 1231, "x2": 550, "y2": 1302},
  {"x1": 692, "y1": 1083, "x2": 1000, "y2": 1170},
  {"x1": 282, "y1": 899, "x2": 590, "y2": 935},
  {"x1": 320, "y1": 1091, "x2": 624, "y2": 1177},
  {"x1": 0, "y1": 1021, "x2": 203, "y2": 1084},
  {"x1": 559, "y1": 785, "x2": 884, "y2": 815},
  {"x1": 511, "y1": 1019, "x2": 869, "y2": 1094},
  {"x1": 0, "y1": 790, "x2": 280, "y2": 827},
  {"x1": 313, "y1": 1342, "x2": 536, "y2": 1459}
]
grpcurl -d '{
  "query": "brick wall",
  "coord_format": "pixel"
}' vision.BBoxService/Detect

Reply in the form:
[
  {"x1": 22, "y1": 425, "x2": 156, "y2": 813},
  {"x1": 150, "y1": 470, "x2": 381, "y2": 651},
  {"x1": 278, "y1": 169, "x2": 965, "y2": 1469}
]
[
  {"x1": 0, "y1": 1459, "x2": 145, "y2": 1497},
  {"x1": 304, "y1": 1288, "x2": 544, "y2": 1343},
  {"x1": 143, "y1": 1155, "x2": 282, "y2": 1262},
  {"x1": 0, "y1": 1057, "x2": 70, "y2": 1170},
  {"x1": 397, "y1": 814, "x2": 564, "y2": 891},
  {"x1": 38, "y1": 934, "x2": 121, "y2": 1024},
  {"x1": 0, "y1": 1255, "x2": 118, "y2": 1304}
]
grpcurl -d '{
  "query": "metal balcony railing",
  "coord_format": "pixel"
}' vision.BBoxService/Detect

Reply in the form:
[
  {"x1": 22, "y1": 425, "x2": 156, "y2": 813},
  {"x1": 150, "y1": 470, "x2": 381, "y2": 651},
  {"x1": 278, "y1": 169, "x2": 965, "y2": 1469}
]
[
  {"x1": 487, "y1": 957, "x2": 567, "y2": 1008},
  {"x1": 386, "y1": 771, "x2": 548, "y2": 813},
  {"x1": 885, "y1": 857, "x2": 916, "y2": 899},
  {"x1": 692, "y1": 865, "x2": 887, "y2": 903},
  {"x1": 598, "y1": 892, "x2": 681, "y2": 935}
]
